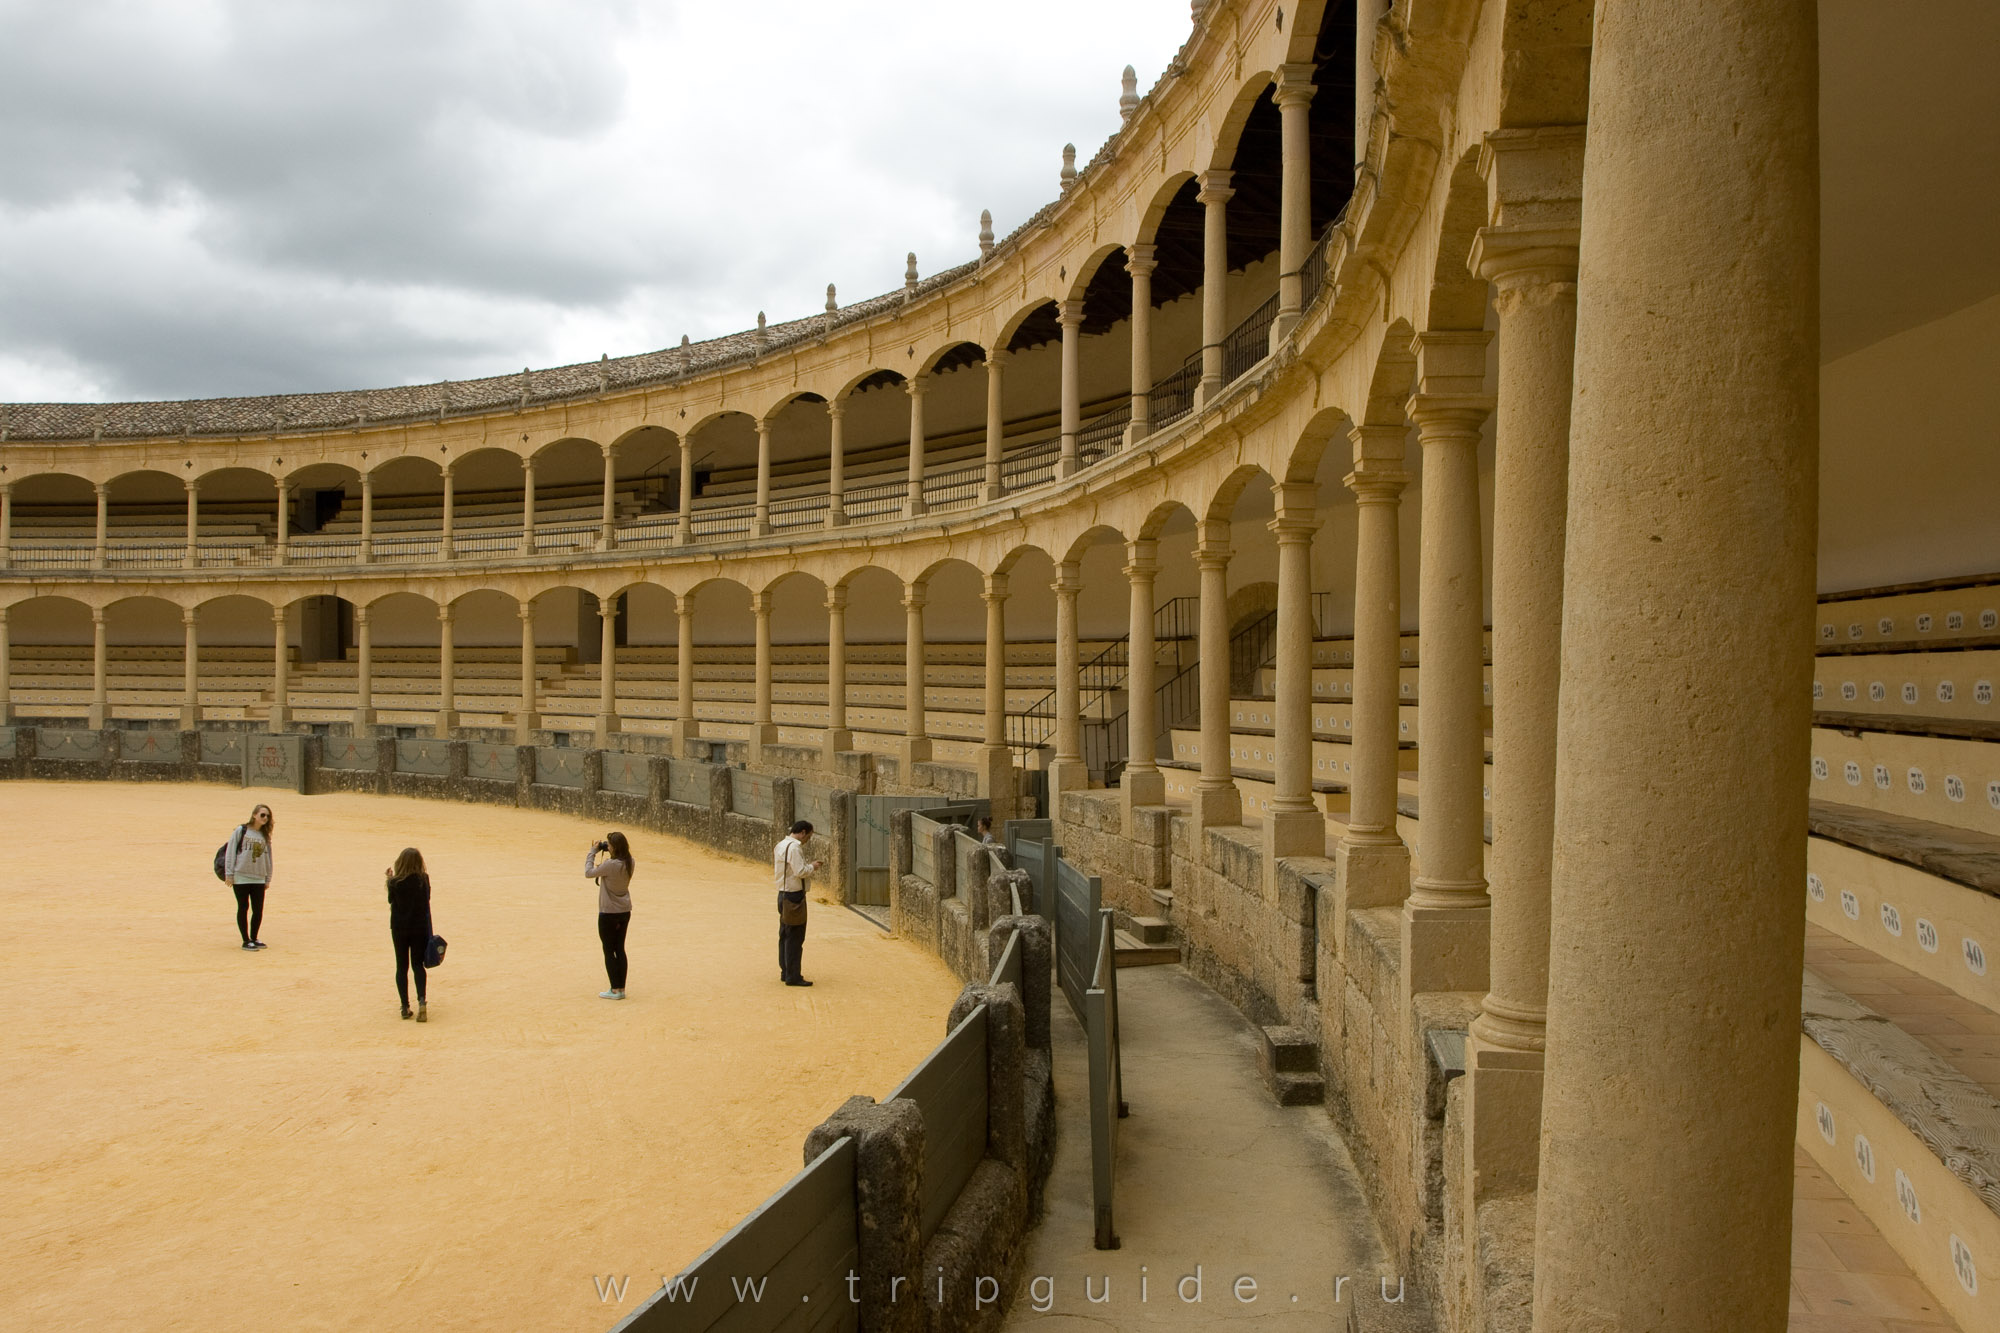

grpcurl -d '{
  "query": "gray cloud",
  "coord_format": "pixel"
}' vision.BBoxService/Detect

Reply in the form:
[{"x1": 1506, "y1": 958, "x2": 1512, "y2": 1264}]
[{"x1": 0, "y1": 0, "x2": 1188, "y2": 402}]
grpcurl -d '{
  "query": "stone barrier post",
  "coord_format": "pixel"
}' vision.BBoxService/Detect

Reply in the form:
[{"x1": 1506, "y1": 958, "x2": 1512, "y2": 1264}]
[
  {"x1": 950, "y1": 985, "x2": 1027, "y2": 1179},
  {"x1": 803, "y1": 1096, "x2": 925, "y2": 1333}
]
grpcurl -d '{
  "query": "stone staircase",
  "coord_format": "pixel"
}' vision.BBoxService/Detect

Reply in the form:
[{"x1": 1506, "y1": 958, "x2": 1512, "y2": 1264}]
[{"x1": 1259, "y1": 1025, "x2": 1327, "y2": 1106}]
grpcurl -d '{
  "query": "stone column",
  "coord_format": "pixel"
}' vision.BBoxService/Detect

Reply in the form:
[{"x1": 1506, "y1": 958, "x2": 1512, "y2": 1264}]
[
  {"x1": 521, "y1": 454, "x2": 538, "y2": 554},
  {"x1": 1125, "y1": 245, "x2": 1156, "y2": 446},
  {"x1": 823, "y1": 586, "x2": 851, "y2": 760},
  {"x1": 754, "y1": 418, "x2": 774, "y2": 535},
  {"x1": 0, "y1": 606, "x2": 11, "y2": 724},
  {"x1": 1461, "y1": 124, "x2": 1584, "y2": 1199},
  {"x1": 751, "y1": 588, "x2": 776, "y2": 753},
  {"x1": 358, "y1": 472, "x2": 374, "y2": 565},
  {"x1": 1193, "y1": 523, "x2": 1240, "y2": 828},
  {"x1": 1197, "y1": 169, "x2": 1234, "y2": 405},
  {"x1": 515, "y1": 601, "x2": 539, "y2": 742},
  {"x1": 436, "y1": 604, "x2": 458, "y2": 736},
  {"x1": 440, "y1": 465, "x2": 456, "y2": 560},
  {"x1": 826, "y1": 400, "x2": 849, "y2": 527},
  {"x1": 676, "y1": 594, "x2": 701, "y2": 744},
  {"x1": 1267, "y1": 485, "x2": 1323, "y2": 860},
  {"x1": 593, "y1": 593, "x2": 620, "y2": 740},
  {"x1": 269, "y1": 605, "x2": 290, "y2": 731},
  {"x1": 1403, "y1": 332, "x2": 1495, "y2": 999},
  {"x1": 1122, "y1": 539, "x2": 1164, "y2": 811},
  {"x1": 1048, "y1": 561, "x2": 1087, "y2": 806},
  {"x1": 88, "y1": 605, "x2": 108, "y2": 727},
  {"x1": 93, "y1": 482, "x2": 109, "y2": 570},
  {"x1": 984, "y1": 351, "x2": 1008, "y2": 499},
  {"x1": 675, "y1": 436, "x2": 694, "y2": 544},
  {"x1": 1057, "y1": 299, "x2": 1083, "y2": 477},
  {"x1": 274, "y1": 483, "x2": 291, "y2": 567},
  {"x1": 980, "y1": 573, "x2": 1013, "y2": 818},
  {"x1": 598, "y1": 444, "x2": 619, "y2": 551},
  {"x1": 0, "y1": 481, "x2": 12, "y2": 570},
  {"x1": 1534, "y1": 3, "x2": 1818, "y2": 1327},
  {"x1": 901, "y1": 581, "x2": 931, "y2": 766},
  {"x1": 1274, "y1": 65, "x2": 1316, "y2": 338},
  {"x1": 904, "y1": 376, "x2": 928, "y2": 519},
  {"x1": 181, "y1": 606, "x2": 202, "y2": 729},
  {"x1": 183, "y1": 477, "x2": 200, "y2": 570},
  {"x1": 1336, "y1": 423, "x2": 1413, "y2": 918},
  {"x1": 352, "y1": 603, "x2": 375, "y2": 734}
]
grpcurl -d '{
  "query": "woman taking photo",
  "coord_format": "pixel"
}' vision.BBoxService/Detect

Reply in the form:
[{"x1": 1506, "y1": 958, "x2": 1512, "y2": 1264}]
[
  {"x1": 385, "y1": 848, "x2": 433, "y2": 1021},
  {"x1": 586, "y1": 832, "x2": 635, "y2": 999},
  {"x1": 223, "y1": 803, "x2": 276, "y2": 950}
]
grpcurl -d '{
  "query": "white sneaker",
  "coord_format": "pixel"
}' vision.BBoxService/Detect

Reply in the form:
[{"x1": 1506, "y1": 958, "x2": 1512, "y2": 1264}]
[{"x1": 600, "y1": 990, "x2": 621, "y2": 1000}]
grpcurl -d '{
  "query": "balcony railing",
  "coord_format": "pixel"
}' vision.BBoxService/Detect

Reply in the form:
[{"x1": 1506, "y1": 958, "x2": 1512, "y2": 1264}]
[{"x1": 1222, "y1": 294, "x2": 1279, "y2": 385}]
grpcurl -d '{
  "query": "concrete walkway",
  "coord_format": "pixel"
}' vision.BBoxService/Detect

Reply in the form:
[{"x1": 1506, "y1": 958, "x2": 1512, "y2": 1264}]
[{"x1": 1004, "y1": 964, "x2": 1406, "y2": 1328}]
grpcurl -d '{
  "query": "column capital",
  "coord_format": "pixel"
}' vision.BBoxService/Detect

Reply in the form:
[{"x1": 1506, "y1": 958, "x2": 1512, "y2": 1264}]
[
  {"x1": 824, "y1": 585, "x2": 848, "y2": 613},
  {"x1": 1196, "y1": 168, "x2": 1234, "y2": 204},
  {"x1": 1056, "y1": 298, "x2": 1085, "y2": 328},
  {"x1": 182, "y1": 606, "x2": 199, "y2": 627},
  {"x1": 1273, "y1": 63, "x2": 1317, "y2": 108},
  {"x1": 1409, "y1": 328, "x2": 1493, "y2": 397},
  {"x1": 517, "y1": 601, "x2": 536, "y2": 623},
  {"x1": 677, "y1": 590, "x2": 697, "y2": 618},
  {"x1": 600, "y1": 441, "x2": 619, "y2": 459},
  {"x1": 901, "y1": 582, "x2": 928, "y2": 611},
  {"x1": 184, "y1": 475, "x2": 201, "y2": 494},
  {"x1": 1123, "y1": 537, "x2": 1159, "y2": 578},
  {"x1": 1348, "y1": 420, "x2": 1410, "y2": 461},
  {"x1": 1345, "y1": 465, "x2": 1412, "y2": 502},
  {"x1": 755, "y1": 416, "x2": 773, "y2": 438},
  {"x1": 982, "y1": 572, "x2": 1010, "y2": 601},
  {"x1": 353, "y1": 603, "x2": 370, "y2": 626},
  {"x1": 984, "y1": 346, "x2": 1011, "y2": 369},
  {"x1": 1407, "y1": 393, "x2": 1495, "y2": 440},
  {"x1": 272, "y1": 605, "x2": 288, "y2": 627},
  {"x1": 749, "y1": 589, "x2": 772, "y2": 615},
  {"x1": 436, "y1": 603, "x2": 455, "y2": 625},
  {"x1": 903, "y1": 373, "x2": 928, "y2": 398},
  {"x1": 1052, "y1": 561, "x2": 1083, "y2": 596},
  {"x1": 521, "y1": 452, "x2": 536, "y2": 473},
  {"x1": 599, "y1": 591, "x2": 620, "y2": 614},
  {"x1": 826, "y1": 396, "x2": 846, "y2": 419},
  {"x1": 1195, "y1": 518, "x2": 1232, "y2": 565},
  {"x1": 1270, "y1": 485, "x2": 1322, "y2": 540},
  {"x1": 361, "y1": 471, "x2": 374, "y2": 490},
  {"x1": 90, "y1": 604, "x2": 106, "y2": 623},
  {"x1": 1124, "y1": 243, "x2": 1158, "y2": 277},
  {"x1": 94, "y1": 481, "x2": 109, "y2": 496}
]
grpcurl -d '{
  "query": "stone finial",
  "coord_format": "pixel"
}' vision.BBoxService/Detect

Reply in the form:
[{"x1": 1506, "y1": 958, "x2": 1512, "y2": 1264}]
[
  {"x1": 1191, "y1": 0, "x2": 1206, "y2": 20},
  {"x1": 904, "y1": 252, "x2": 919, "y2": 291},
  {"x1": 825, "y1": 283, "x2": 838, "y2": 313},
  {"x1": 1060, "y1": 143, "x2": 1077, "y2": 188},
  {"x1": 979, "y1": 209, "x2": 995, "y2": 259},
  {"x1": 1120, "y1": 65, "x2": 1140, "y2": 123}
]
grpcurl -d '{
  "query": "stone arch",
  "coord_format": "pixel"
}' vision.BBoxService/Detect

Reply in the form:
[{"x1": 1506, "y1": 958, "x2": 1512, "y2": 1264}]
[
  {"x1": 1064, "y1": 242, "x2": 1132, "y2": 305},
  {"x1": 1421, "y1": 147, "x2": 1491, "y2": 334},
  {"x1": 1135, "y1": 170, "x2": 1201, "y2": 246},
  {"x1": 762, "y1": 570, "x2": 830, "y2": 646},
  {"x1": 1285, "y1": 406, "x2": 1361, "y2": 484},
  {"x1": 1204, "y1": 70, "x2": 1279, "y2": 175},
  {"x1": 1206, "y1": 463, "x2": 1280, "y2": 521},
  {"x1": 914, "y1": 340, "x2": 988, "y2": 378},
  {"x1": 1061, "y1": 523, "x2": 1129, "y2": 566},
  {"x1": 1363, "y1": 318, "x2": 1419, "y2": 426},
  {"x1": 1137, "y1": 498, "x2": 1200, "y2": 540},
  {"x1": 995, "y1": 301, "x2": 1063, "y2": 354},
  {"x1": 1282, "y1": 0, "x2": 1336, "y2": 65}
]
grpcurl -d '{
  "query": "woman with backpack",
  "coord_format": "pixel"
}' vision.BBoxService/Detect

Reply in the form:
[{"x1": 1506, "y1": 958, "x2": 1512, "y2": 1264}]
[
  {"x1": 221, "y1": 803, "x2": 276, "y2": 951},
  {"x1": 386, "y1": 848, "x2": 434, "y2": 1021},
  {"x1": 585, "y1": 832, "x2": 635, "y2": 999}
]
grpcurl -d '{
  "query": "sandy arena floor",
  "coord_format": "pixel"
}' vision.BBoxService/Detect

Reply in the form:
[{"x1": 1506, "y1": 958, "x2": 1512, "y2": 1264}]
[{"x1": 0, "y1": 782, "x2": 959, "y2": 1331}]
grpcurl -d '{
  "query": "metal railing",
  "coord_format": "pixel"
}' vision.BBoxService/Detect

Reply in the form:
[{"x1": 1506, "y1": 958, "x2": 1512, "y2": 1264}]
[
  {"x1": 1222, "y1": 293, "x2": 1280, "y2": 384},
  {"x1": 1149, "y1": 360, "x2": 1199, "y2": 430},
  {"x1": 1229, "y1": 609, "x2": 1278, "y2": 694},
  {"x1": 1075, "y1": 401, "x2": 1131, "y2": 467},
  {"x1": 925, "y1": 462, "x2": 986, "y2": 509}
]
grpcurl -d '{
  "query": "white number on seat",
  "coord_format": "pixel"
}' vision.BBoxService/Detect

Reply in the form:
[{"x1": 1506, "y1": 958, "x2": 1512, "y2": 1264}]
[
  {"x1": 1844, "y1": 761, "x2": 1862, "y2": 785},
  {"x1": 1854, "y1": 1134, "x2": 1875, "y2": 1183},
  {"x1": 1840, "y1": 890, "x2": 1861, "y2": 921},
  {"x1": 1916, "y1": 918, "x2": 1939, "y2": 954},
  {"x1": 1880, "y1": 902, "x2": 1902, "y2": 937},
  {"x1": 1807, "y1": 873, "x2": 1825, "y2": 903}
]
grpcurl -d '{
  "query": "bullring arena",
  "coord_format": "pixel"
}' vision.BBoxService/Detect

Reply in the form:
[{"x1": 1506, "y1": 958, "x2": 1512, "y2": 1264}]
[{"x1": 4, "y1": 1, "x2": 2000, "y2": 1331}]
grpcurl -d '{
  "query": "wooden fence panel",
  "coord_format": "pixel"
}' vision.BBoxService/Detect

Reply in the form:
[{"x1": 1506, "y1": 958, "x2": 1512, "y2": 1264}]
[
  {"x1": 614, "y1": 1137, "x2": 858, "y2": 1333},
  {"x1": 888, "y1": 1006, "x2": 989, "y2": 1243}
]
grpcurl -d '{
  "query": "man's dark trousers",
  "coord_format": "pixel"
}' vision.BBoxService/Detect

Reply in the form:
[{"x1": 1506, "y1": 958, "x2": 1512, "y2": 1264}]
[{"x1": 778, "y1": 890, "x2": 807, "y2": 981}]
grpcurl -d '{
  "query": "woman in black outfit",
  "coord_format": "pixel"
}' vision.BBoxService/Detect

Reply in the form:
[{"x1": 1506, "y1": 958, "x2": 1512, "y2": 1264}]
[{"x1": 386, "y1": 847, "x2": 433, "y2": 1022}]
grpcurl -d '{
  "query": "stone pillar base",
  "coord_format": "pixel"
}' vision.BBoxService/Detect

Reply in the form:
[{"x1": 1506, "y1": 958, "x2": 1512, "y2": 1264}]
[
  {"x1": 825, "y1": 509, "x2": 849, "y2": 529},
  {"x1": 1123, "y1": 421, "x2": 1151, "y2": 450},
  {"x1": 1046, "y1": 757, "x2": 1089, "y2": 815},
  {"x1": 904, "y1": 498, "x2": 928, "y2": 520},
  {"x1": 433, "y1": 710, "x2": 458, "y2": 737},
  {"x1": 982, "y1": 483, "x2": 1007, "y2": 502},
  {"x1": 675, "y1": 718, "x2": 702, "y2": 744},
  {"x1": 1122, "y1": 766, "x2": 1165, "y2": 819},
  {"x1": 821, "y1": 729, "x2": 853, "y2": 765},
  {"x1": 267, "y1": 706, "x2": 290, "y2": 732},
  {"x1": 179, "y1": 705, "x2": 202, "y2": 730},
  {"x1": 1196, "y1": 374, "x2": 1223, "y2": 407},
  {"x1": 1463, "y1": 1035, "x2": 1545, "y2": 1199},
  {"x1": 753, "y1": 520, "x2": 771, "y2": 537},
  {"x1": 750, "y1": 723, "x2": 777, "y2": 763},
  {"x1": 87, "y1": 704, "x2": 107, "y2": 728},
  {"x1": 1332, "y1": 837, "x2": 1410, "y2": 946},
  {"x1": 900, "y1": 736, "x2": 932, "y2": 767},
  {"x1": 1057, "y1": 454, "x2": 1078, "y2": 479},
  {"x1": 592, "y1": 713, "x2": 621, "y2": 741},
  {"x1": 1401, "y1": 901, "x2": 1492, "y2": 1000},
  {"x1": 1191, "y1": 782, "x2": 1242, "y2": 832},
  {"x1": 350, "y1": 708, "x2": 376, "y2": 736},
  {"x1": 1264, "y1": 805, "x2": 1323, "y2": 861},
  {"x1": 1272, "y1": 310, "x2": 1302, "y2": 343},
  {"x1": 979, "y1": 744, "x2": 1015, "y2": 823}
]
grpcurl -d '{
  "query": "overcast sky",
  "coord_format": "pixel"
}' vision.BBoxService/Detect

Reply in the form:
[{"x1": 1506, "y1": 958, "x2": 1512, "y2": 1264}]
[{"x1": 0, "y1": 0, "x2": 1190, "y2": 405}]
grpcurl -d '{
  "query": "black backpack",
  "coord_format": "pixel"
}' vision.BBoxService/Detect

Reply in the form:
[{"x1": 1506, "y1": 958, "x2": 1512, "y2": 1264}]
[{"x1": 213, "y1": 825, "x2": 245, "y2": 881}]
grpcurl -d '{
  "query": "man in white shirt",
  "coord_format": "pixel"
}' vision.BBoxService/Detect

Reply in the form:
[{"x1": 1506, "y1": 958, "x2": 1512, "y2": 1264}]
[{"x1": 773, "y1": 820, "x2": 823, "y2": 986}]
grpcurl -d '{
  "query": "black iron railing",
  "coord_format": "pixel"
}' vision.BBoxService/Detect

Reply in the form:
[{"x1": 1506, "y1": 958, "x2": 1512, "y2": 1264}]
[
  {"x1": 1149, "y1": 360, "x2": 1199, "y2": 430},
  {"x1": 1223, "y1": 294, "x2": 1279, "y2": 384}
]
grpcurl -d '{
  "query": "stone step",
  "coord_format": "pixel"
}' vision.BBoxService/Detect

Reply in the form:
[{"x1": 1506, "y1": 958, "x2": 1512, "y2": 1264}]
[
  {"x1": 1128, "y1": 914, "x2": 1174, "y2": 945},
  {"x1": 1111, "y1": 929, "x2": 1180, "y2": 968},
  {"x1": 1260, "y1": 1026, "x2": 1327, "y2": 1106}
]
